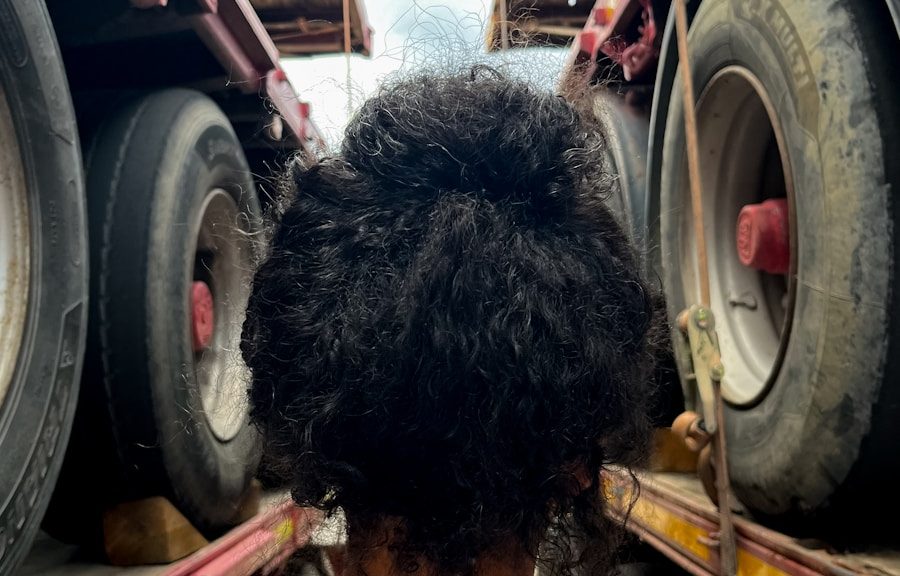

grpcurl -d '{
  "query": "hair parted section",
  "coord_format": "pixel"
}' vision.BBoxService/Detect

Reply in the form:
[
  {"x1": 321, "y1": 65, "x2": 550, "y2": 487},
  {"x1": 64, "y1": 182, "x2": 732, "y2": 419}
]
[{"x1": 241, "y1": 66, "x2": 664, "y2": 575}]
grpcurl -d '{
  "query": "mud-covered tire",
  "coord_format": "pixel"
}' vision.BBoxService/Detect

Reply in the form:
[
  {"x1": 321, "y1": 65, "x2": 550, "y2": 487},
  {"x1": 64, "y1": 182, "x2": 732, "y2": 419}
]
[
  {"x1": 659, "y1": 0, "x2": 900, "y2": 529},
  {"x1": 0, "y1": 0, "x2": 87, "y2": 572},
  {"x1": 47, "y1": 89, "x2": 261, "y2": 543}
]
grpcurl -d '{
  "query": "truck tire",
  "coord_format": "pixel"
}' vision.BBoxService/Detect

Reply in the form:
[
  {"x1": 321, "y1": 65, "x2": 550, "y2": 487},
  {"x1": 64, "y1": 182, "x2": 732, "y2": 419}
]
[
  {"x1": 592, "y1": 92, "x2": 683, "y2": 429},
  {"x1": 659, "y1": 0, "x2": 900, "y2": 529},
  {"x1": 48, "y1": 89, "x2": 262, "y2": 542},
  {"x1": 0, "y1": 1, "x2": 87, "y2": 572},
  {"x1": 592, "y1": 92, "x2": 651, "y2": 254}
]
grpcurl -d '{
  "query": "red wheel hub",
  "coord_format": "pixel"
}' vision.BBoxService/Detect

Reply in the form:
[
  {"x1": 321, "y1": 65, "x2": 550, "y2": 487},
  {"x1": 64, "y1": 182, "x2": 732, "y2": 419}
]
[
  {"x1": 191, "y1": 281, "x2": 214, "y2": 352},
  {"x1": 736, "y1": 198, "x2": 790, "y2": 275}
]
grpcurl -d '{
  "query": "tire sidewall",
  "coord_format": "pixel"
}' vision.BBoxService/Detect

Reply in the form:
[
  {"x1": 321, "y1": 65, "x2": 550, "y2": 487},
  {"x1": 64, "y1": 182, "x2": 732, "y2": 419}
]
[
  {"x1": 145, "y1": 96, "x2": 261, "y2": 528},
  {"x1": 660, "y1": 0, "x2": 891, "y2": 515},
  {"x1": 592, "y1": 92, "x2": 649, "y2": 251},
  {"x1": 0, "y1": 0, "x2": 86, "y2": 571}
]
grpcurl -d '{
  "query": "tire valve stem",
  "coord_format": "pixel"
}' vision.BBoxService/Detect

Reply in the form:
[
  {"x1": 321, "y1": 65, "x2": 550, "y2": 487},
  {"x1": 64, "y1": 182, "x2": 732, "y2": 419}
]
[{"x1": 727, "y1": 291, "x2": 758, "y2": 310}]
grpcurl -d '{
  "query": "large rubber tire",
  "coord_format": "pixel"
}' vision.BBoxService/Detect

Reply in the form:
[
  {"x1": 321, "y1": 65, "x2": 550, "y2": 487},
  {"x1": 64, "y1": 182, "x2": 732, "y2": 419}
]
[
  {"x1": 47, "y1": 89, "x2": 261, "y2": 543},
  {"x1": 592, "y1": 92, "x2": 651, "y2": 254},
  {"x1": 659, "y1": 0, "x2": 900, "y2": 531},
  {"x1": 592, "y1": 92, "x2": 684, "y2": 429},
  {"x1": 0, "y1": 0, "x2": 87, "y2": 572}
]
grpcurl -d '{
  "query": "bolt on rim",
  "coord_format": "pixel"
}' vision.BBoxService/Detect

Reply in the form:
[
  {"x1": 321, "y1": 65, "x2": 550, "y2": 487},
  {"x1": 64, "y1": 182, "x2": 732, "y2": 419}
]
[
  {"x1": 0, "y1": 85, "x2": 30, "y2": 411},
  {"x1": 192, "y1": 188, "x2": 254, "y2": 442},
  {"x1": 676, "y1": 66, "x2": 797, "y2": 407}
]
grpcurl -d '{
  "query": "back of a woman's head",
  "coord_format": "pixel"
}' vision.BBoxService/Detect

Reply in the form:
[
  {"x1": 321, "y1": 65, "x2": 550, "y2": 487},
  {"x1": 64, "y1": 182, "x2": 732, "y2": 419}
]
[{"x1": 241, "y1": 66, "x2": 661, "y2": 575}]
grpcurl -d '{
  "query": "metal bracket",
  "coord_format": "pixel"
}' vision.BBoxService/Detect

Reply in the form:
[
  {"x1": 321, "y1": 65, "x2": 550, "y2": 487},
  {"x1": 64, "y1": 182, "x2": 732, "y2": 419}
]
[
  {"x1": 678, "y1": 305, "x2": 723, "y2": 433},
  {"x1": 674, "y1": 305, "x2": 737, "y2": 576}
]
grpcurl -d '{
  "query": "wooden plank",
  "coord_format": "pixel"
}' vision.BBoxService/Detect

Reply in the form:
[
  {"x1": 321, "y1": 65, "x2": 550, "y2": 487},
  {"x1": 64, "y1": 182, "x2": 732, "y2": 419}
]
[{"x1": 103, "y1": 498, "x2": 209, "y2": 566}]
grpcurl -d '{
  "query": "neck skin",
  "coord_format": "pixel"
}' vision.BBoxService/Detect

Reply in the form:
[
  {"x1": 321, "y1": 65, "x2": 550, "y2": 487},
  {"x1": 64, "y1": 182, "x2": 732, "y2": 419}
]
[{"x1": 328, "y1": 521, "x2": 535, "y2": 576}]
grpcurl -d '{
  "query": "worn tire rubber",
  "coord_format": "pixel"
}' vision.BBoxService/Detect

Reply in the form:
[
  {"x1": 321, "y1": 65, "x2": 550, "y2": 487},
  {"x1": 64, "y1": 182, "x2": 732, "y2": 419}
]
[
  {"x1": 659, "y1": 0, "x2": 900, "y2": 531},
  {"x1": 592, "y1": 92, "x2": 684, "y2": 429},
  {"x1": 592, "y1": 92, "x2": 652, "y2": 254},
  {"x1": 0, "y1": 0, "x2": 87, "y2": 572},
  {"x1": 47, "y1": 89, "x2": 261, "y2": 543}
]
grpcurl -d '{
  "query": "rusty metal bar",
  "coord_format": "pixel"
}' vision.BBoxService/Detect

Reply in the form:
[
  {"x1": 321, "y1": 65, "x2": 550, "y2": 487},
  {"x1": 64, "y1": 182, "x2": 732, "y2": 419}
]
[
  {"x1": 672, "y1": 1, "x2": 736, "y2": 572},
  {"x1": 342, "y1": 0, "x2": 351, "y2": 53},
  {"x1": 711, "y1": 383, "x2": 737, "y2": 576},
  {"x1": 673, "y1": 0, "x2": 710, "y2": 308}
]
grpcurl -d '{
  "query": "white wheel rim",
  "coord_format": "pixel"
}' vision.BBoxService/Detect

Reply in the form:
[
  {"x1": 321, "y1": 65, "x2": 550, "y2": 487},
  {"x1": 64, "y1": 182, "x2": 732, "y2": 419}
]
[
  {"x1": 193, "y1": 189, "x2": 254, "y2": 442},
  {"x1": 0, "y1": 84, "x2": 30, "y2": 410},
  {"x1": 677, "y1": 66, "x2": 796, "y2": 406}
]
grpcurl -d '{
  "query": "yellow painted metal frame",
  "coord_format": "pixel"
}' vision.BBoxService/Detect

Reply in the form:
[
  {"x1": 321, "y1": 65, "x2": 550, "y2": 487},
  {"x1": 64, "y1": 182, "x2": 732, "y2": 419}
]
[{"x1": 603, "y1": 471, "x2": 856, "y2": 576}]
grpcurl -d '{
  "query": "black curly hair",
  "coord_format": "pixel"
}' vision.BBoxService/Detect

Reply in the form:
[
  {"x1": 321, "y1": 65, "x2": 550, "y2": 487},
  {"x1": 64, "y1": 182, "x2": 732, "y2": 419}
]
[{"x1": 241, "y1": 66, "x2": 664, "y2": 575}]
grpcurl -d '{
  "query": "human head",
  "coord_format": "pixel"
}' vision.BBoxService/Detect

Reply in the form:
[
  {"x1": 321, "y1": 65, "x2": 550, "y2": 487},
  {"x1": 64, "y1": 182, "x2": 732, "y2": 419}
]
[{"x1": 241, "y1": 66, "x2": 662, "y2": 575}]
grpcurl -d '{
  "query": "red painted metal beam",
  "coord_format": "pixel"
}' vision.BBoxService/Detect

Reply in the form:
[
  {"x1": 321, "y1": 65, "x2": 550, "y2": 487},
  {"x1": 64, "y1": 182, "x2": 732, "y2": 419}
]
[
  {"x1": 558, "y1": 0, "x2": 658, "y2": 93},
  {"x1": 267, "y1": 69, "x2": 327, "y2": 155},
  {"x1": 188, "y1": 0, "x2": 280, "y2": 93},
  {"x1": 187, "y1": 0, "x2": 330, "y2": 156},
  {"x1": 190, "y1": 10, "x2": 264, "y2": 92},
  {"x1": 220, "y1": 0, "x2": 281, "y2": 74},
  {"x1": 164, "y1": 501, "x2": 321, "y2": 576}
]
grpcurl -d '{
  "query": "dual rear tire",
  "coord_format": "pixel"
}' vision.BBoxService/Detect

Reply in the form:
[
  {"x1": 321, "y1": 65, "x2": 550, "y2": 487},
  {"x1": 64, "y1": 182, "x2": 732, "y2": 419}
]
[
  {"x1": 656, "y1": 0, "x2": 900, "y2": 529},
  {"x1": 0, "y1": 1, "x2": 87, "y2": 572},
  {"x1": 0, "y1": 5, "x2": 264, "y2": 567},
  {"x1": 47, "y1": 89, "x2": 263, "y2": 544}
]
